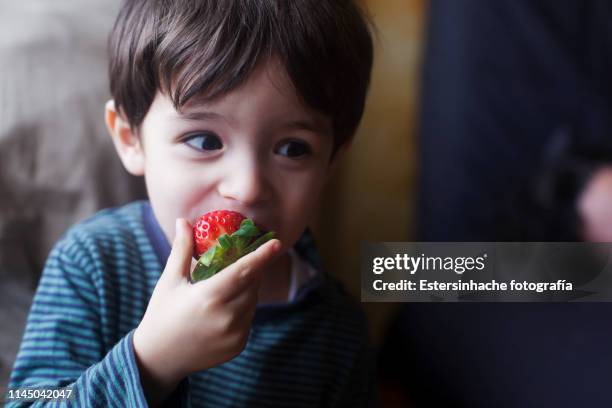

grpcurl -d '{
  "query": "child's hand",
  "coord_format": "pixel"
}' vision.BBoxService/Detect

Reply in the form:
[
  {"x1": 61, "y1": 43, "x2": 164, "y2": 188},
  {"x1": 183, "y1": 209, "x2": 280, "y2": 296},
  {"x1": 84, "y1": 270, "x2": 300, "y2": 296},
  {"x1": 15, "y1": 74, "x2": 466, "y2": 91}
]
[{"x1": 133, "y1": 218, "x2": 281, "y2": 405}]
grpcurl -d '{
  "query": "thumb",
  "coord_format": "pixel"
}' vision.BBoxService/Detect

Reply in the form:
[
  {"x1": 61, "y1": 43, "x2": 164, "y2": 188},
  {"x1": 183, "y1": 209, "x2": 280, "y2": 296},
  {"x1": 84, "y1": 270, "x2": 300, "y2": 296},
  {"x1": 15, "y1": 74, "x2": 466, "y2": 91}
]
[
  {"x1": 202, "y1": 239, "x2": 282, "y2": 301},
  {"x1": 162, "y1": 218, "x2": 194, "y2": 284}
]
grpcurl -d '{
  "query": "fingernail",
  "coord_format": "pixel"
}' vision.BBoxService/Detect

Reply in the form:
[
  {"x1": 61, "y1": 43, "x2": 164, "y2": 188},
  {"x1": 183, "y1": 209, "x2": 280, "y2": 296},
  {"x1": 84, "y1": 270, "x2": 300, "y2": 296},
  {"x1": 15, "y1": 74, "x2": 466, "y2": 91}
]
[
  {"x1": 272, "y1": 240, "x2": 281, "y2": 252},
  {"x1": 175, "y1": 218, "x2": 182, "y2": 237}
]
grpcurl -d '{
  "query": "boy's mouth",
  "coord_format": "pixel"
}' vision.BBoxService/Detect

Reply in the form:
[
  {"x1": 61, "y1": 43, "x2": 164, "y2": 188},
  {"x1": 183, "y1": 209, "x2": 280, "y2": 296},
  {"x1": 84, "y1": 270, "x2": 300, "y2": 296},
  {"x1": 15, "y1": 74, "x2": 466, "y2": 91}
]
[{"x1": 252, "y1": 220, "x2": 272, "y2": 233}]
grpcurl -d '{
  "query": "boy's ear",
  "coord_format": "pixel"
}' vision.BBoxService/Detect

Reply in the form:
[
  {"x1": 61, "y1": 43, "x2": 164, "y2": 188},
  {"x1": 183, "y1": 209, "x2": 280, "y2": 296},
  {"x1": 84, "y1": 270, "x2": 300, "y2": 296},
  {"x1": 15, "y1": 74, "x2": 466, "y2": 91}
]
[{"x1": 105, "y1": 100, "x2": 145, "y2": 176}]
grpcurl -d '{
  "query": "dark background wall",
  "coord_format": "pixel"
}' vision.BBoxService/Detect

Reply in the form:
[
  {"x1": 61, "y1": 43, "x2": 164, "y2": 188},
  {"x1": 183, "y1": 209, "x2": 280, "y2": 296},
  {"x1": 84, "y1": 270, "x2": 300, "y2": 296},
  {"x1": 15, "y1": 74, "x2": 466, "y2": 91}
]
[
  {"x1": 379, "y1": 1, "x2": 612, "y2": 407},
  {"x1": 418, "y1": 0, "x2": 612, "y2": 242}
]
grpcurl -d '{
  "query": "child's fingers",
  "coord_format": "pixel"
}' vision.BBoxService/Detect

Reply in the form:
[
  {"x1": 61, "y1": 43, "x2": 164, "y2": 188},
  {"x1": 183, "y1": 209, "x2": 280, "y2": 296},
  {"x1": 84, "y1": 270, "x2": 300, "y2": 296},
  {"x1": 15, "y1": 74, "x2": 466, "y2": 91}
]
[
  {"x1": 162, "y1": 218, "x2": 194, "y2": 284},
  {"x1": 229, "y1": 289, "x2": 259, "y2": 326},
  {"x1": 200, "y1": 239, "x2": 282, "y2": 301}
]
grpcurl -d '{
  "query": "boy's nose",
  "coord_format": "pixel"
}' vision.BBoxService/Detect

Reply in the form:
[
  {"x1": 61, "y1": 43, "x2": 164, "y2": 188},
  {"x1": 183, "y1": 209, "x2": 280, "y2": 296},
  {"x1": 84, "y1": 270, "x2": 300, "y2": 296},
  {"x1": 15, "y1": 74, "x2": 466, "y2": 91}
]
[{"x1": 217, "y1": 160, "x2": 272, "y2": 206}]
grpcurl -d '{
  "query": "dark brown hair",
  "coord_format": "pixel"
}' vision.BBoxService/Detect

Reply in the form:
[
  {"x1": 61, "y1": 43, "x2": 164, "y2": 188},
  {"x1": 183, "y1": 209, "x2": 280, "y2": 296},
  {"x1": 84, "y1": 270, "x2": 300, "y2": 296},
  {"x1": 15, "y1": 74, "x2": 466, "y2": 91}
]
[{"x1": 108, "y1": 0, "x2": 373, "y2": 151}]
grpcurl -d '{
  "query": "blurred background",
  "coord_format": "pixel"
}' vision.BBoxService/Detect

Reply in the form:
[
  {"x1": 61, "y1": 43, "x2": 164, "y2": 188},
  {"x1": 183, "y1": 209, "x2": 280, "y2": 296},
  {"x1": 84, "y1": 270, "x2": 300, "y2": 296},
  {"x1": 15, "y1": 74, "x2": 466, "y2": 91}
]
[{"x1": 2, "y1": 0, "x2": 612, "y2": 406}]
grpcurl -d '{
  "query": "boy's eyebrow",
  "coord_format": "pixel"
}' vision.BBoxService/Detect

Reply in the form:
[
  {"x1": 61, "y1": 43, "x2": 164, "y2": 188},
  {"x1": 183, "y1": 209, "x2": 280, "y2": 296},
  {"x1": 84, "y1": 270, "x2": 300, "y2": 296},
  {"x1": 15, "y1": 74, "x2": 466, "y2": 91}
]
[
  {"x1": 179, "y1": 110, "x2": 225, "y2": 122},
  {"x1": 179, "y1": 110, "x2": 328, "y2": 134},
  {"x1": 282, "y1": 119, "x2": 329, "y2": 134}
]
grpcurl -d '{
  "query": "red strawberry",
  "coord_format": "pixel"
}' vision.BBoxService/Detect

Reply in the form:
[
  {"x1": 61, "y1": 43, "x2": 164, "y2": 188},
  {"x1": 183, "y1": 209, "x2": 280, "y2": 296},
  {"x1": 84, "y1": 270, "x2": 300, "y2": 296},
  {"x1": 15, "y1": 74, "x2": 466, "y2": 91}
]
[
  {"x1": 192, "y1": 210, "x2": 246, "y2": 258},
  {"x1": 190, "y1": 210, "x2": 275, "y2": 282}
]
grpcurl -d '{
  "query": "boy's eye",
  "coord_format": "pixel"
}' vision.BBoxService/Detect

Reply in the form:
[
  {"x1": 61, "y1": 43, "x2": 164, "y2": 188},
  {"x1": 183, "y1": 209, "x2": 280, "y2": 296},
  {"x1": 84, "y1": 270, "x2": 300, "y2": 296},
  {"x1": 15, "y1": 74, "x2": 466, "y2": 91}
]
[
  {"x1": 275, "y1": 140, "x2": 312, "y2": 158},
  {"x1": 184, "y1": 132, "x2": 223, "y2": 151}
]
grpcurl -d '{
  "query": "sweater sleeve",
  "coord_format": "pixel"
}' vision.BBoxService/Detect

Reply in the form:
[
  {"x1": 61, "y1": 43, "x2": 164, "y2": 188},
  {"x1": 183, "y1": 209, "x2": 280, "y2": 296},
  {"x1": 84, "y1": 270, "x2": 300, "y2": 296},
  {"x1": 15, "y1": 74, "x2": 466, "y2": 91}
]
[{"x1": 6, "y1": 235, "x2": 148, "y2": 407}]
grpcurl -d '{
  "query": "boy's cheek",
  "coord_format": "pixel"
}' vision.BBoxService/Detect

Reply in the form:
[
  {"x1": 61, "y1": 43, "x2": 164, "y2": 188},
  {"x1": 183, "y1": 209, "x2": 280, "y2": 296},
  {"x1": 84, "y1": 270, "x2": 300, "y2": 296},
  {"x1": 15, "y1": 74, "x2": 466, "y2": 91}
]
[{"x1": 285, "y1": 194, "x2": 319, "y2": 233}]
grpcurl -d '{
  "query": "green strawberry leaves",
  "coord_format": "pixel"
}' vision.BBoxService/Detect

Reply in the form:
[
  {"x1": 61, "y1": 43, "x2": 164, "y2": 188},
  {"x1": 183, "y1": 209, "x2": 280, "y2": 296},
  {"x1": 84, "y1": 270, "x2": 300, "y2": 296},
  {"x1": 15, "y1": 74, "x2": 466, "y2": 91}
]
[
  {"x1": 191, "y1": 219, "x2": 275, "y2": 282},
  {"x1": 218, "y1": 234, "x2": 232, "y2": 249}
]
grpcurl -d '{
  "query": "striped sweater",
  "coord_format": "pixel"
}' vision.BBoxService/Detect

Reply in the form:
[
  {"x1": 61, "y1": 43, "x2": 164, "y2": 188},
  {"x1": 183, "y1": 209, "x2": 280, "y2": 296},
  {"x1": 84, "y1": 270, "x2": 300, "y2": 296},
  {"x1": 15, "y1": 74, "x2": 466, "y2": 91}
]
[{"x1": 7, "y1": 201, "x2": 374, "y2": 407}]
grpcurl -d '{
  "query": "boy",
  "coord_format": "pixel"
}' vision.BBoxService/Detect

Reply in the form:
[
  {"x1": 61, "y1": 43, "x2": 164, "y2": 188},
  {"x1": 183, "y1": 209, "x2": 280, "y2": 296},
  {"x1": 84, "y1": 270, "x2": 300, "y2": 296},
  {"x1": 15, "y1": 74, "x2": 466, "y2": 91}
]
[{"x1": 8, "y1": 0, "x2": 374, "y2": 406}]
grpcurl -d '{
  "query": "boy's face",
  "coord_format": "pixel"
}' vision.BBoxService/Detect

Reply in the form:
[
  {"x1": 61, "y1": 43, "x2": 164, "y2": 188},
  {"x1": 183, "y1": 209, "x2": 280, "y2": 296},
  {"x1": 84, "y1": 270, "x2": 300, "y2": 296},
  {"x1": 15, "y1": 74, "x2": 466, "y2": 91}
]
[{"x1": 109, "y1": 59, "x2": 338, "y2": 252}]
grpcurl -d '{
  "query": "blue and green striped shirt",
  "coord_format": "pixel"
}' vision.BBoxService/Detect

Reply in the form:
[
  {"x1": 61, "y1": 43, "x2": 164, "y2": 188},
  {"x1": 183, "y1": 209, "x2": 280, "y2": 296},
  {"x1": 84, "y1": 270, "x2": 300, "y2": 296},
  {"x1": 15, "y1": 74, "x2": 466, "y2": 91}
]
[{"x1": 7, "y1": 201, "x2": 374, "y2": 407}]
